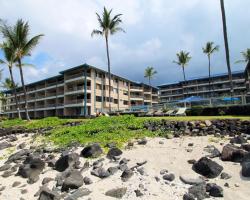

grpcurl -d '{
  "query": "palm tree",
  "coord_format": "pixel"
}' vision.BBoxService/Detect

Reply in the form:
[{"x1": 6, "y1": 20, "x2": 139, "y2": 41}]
[
  {"x1": 0, "y1": 19, "x2": 44, "y2": 120},
  {"x1": 91, "y1": 7, "x2": 125, "y2": 113},
  {"x1": 144, "y1": 66, "x2": 157, "y2": 85},
  {"x1": 202, "y1": 42, "x2": 219, "y2": 95},
  {"x1": 220, "y1": 0, "x2": 234, "y2": 97},
  {"x1": 173, "y1": 51, "x2": 191, "y2": 83},
  {"x1": 0, "y1": 42, "x2": 21, "y2": 118},
  {"x1": 2, "y1": 78, "x2": 18, "y2": 90},
  {"x1": 173, "y1": 51, "x2": 191, "y2": 96},
  {"x1": 236, "y1": 48, "x2": 250, "y2": 63}
]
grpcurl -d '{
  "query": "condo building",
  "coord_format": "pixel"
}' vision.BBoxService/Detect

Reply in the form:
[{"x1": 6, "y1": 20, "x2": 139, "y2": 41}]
[
  {"x1": 158, "y1": 71, "x2": 248, "y2": 103},
  {"x1": 245, "y1": 62, "x2": 250, "y2": 95},
  {"x1": 3, "y1": 64, "x2": 158, "y2": 118}
]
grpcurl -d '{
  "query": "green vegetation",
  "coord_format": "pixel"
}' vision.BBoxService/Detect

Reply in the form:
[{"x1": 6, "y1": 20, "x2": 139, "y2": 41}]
[{"x1": 0, "y1": 117, "x2": 81, "y2": 129}]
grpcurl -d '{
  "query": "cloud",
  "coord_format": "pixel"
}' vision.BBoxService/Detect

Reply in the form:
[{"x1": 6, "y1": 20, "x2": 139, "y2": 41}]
[{"x1": 0, "y1": 0, "x2": 250, "y2": 86}]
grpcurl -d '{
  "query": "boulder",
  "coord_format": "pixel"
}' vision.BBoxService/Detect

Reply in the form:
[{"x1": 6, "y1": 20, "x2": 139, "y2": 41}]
[
  {"x1": 0, "y1": 142, "x2": 12, "y2": 150},
  {"x1": 105, "y1": 187, "x2": 127, "y2": 199},
  {"x1": 0, "y1": 164, "x2": 12, "y2": 171},
  {"x1": 138, "y1": 138, "x2": 147, "y2": 145},
  {"x1": 206, "y1": 183, "x2": 223, "y2": 197},
  {"x1": 17, "y1": 156, "x2": 45, "y2": 184},
  {"x1": 193, "y1": 157, "x2": 223, "y2": 178},
  {"x1": 81, "y1": 143, "x2": 103, "y2": 158},
  {"x1": 221, "y1": 144, "x2": 247, "y2": 162},
  {"x1": 163, "y1": 173, "x2": 175, "y2": 182},
  {"x1": 5, "y1": 149, "x2": 32, "y2": 164},
  {"x1": 55, "y1": 153, "x2": 79, "y2": 172},
  {"x1": 65, "y1": 188, "x2": 91, "y2": 200},
  {"x1": 188, "y1": 183, "x2": 209, "y2": 200},
  {"x1": 107, "y1": 147, "x2": 123, "y2": 159},
  {"x1": 61, "y1": 170, "x2": 84, "y2": 191},
  {"x1": 242, "y1": 144, "x2": 250, "y2": 152},
  {"x1": 91, "y1": 167, "x2": 110, "y2": 178},
  {"x1": 241, "y1": 162, "x2": 250, "y2": 177},
  {"x1": 121, "y1": 169, "x2": 134, "y2": 182},
  {"x1": 83, "y1": 176, "x2": 93, "y2": 185},
  {"x1": 179, "y1": 175, "x2": 205, "y2": 185},
  {"x1": 38, "y1": 187, "x2": 60, "y2": 200},
  {"x1": 220, "y1": 172, "x2": 231, "y2": 180},
  {"x1": 203, "y1": 145, "x2": 220, "y2": 158},
  {"x1": 230, "y1": 135, "x2": 247, "y2": 144}
]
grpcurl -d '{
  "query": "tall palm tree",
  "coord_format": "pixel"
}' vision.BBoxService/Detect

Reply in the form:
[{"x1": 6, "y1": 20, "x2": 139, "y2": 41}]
[
  {"x1": 0, "y1": 42, "x2": 21, "y2": 118},
  {"x1": 173, "y1": 51, "x2": 191, "y2": 83},
  {"x1": 91, "y1": 7, "x2": 125, "y2": 113},
  {"x1": 0, "y1": 19, "x2": 44, "y2": 120},
  {"x1": 144, "y1": 66, "x2": 157, "y2": 85},
  {"x1": 220, "y1": 0, "x2": 234, "y2": 97},
  {"x1": 2, "y1": 78, "x2": 18, "y2": 90},
  {"x1": 173, "y1": 51, "x2": 191, "y2": 96},
  {"x1": 236, "y1": 48, "x2": 250, "y2": 63},
  {"x1": 202, "y1": 42, "x2": 219, "y2": 95}
]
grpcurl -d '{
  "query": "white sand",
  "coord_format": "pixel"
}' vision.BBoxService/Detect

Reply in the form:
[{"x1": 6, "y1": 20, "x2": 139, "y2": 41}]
[{"x1": 0, "y1": 135, "x2": 250, "y2": 200}]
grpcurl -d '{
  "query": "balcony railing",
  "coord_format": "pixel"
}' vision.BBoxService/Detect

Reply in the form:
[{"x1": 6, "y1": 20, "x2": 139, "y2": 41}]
[
  {"x1": 65, "y1": 99, "x2": 91, "y2": 105},
  {"x1": 66, "y1": 86, "x2": 91, "y2": 92}
]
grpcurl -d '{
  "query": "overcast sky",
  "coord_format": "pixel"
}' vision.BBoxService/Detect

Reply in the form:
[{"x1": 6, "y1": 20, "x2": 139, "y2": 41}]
[{"x1": 0, "y1": 0, "x2": 249, "y2": 86}]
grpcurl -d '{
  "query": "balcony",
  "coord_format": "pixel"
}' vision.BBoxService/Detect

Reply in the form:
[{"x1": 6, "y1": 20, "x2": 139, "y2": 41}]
[
  {"x1": 65, "y1": 73, "x2": 91, "y2": 83},
  {"x1": 64, "y1": 99, "x2": 91, "y2": 107},
  {"x1": 130, "y1": 86, "x2": 143, "y2": 92},
  {"x1": 65, "y1": 86, "x2": 91, "y2": 95}
]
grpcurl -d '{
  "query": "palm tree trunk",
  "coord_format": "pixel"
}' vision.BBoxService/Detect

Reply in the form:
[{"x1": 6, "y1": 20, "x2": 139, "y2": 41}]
[
  {"x1": 149, "y1": 77, "x2": 151, "y2": 86},
  {"x1": 105, "y1": 35, "x2": 111, "y2": 113},
  {"x1": 220, "y1": 0, "x2": 234, "y2": 98},
  {"x1": 182, "y1": 66, "x2": 188, "y2": 96},
  {"x1": 8, "y1": 67, "x2": 21, "y2": 119},
  {"x1": 208, "y1": 55, "x2": 211, "y2": 97},
  {"x1": 17, "y1": 59, "x2": 30, "y2": 120}
]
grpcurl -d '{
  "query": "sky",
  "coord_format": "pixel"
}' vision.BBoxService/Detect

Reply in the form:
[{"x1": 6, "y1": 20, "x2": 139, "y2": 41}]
[{"x1": 0, "y1": 0, "x2": 249, "y2": 86}]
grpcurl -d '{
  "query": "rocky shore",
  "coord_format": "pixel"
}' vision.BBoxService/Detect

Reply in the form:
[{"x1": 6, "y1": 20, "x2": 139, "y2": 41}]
[{"x1": 0, "y1": 119, "x2": 250, "y2": 200}]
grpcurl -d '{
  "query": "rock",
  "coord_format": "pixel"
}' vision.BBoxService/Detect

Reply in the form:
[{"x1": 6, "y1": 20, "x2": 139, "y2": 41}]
[
  {"x1": 0, "y1": 142, "x2": 12, "y2": 150},
  {"x1": 155, "y1": 176, "x2": 160, "y2": 182},
  {"x1": 108, "y1": 166, "x2": 119, "y2": 175},
  {"x1": 5, "y1": 149, "x2": 32, "y2": 164},
  {"x1": 105, "y1": 187, "x2": 127, "y2": 199},
  {"x1": 17, "y1": 143, "x2": 26, "y2": 149},
  {"x1": 187, "y1": 159, "x2": 196, "y2": 164},
  {"x1": 188, "y1": 183, "x2": 209, "y2": 200},
  {"x1": 188, "y1": 143, "x2": 194, "y2": 147},
  {"x1": 159, "y1": 141, "x2": 164, "y2": 144},
  {"x1": 224, "y1": 182, "x2": 229, "y2": 187},
  {"x1": 118, "y1": 163, "x2": 128, "y2": 171},
  {"x1": 2, "y1": 170, "x2": 12, "y2": 177},
  {"x1": 61, "y1": 170, "x2": 84, "y2": 192},
  {"x1": 183, "y1": 193, "x2": 195, "y2": 200},
  {"x1": 42, "y1": 177, "x2": 54, "y2": 185},
  {"x1": 21, "y1": 189, "x2": 28, "y2": 194},
  {"x1": 206, "y1": 183, "x2": 223, "y2": 197},
  {"x1": 121, "y1": 169, "x2": 134, "y2": 182},
  {"x1": 0, "y1": 186, "x2": 5, "y2": 191},
  {"x1": 12, "y1": 181, "x2": 21, "y2": 187},
  {"x1": 193, "y1": 157, "x2": 223, "y2": 178},
  {"x1": 119, "y1": 158, "x2": 129, "y2": 165},
  {"x1": 221, "y1": 144, "x2": 247, "y2": 162},
  {"x1": 180, "y1": 175, "x2": 205, "y2": 185},
  {"x1": 83, "y1": 176, "x2": 93, "y2": 185},
  {"x1": 91, "y1": 167, "x2": 110, "y2": 178},
  {"x1": 220, "y1": 172, "x2": 232, "y2": 180},
  {"x1": 163, "y1": 173, "x2": 175, "y2": 181},
  {"x1": 65, "y1": 188, "x2": 91, "y2": 200},
  {"x1": 205, "y1": 120, "x2": 212, "y2": 127},
  {"x1": 0, "y1": 164, "x2": 12, "y2": 171},
  {"x1": 38, "y1": 187, "x2": 60, "y2": 200},
  {"x1": 134, "y1": 189, "x2": 143, "y2": 197},
  {"x1": 107, "y1": 147, "x2": 123, "y2": 159},
  {"x1": 138, "y1": 138, "x2": 147, "y2": 145},
  {"x1": 230, "y1": 135, "x2": 247, "y2": 144},
  {"x1": 160, "y1": 169, "x2": 168, "y2": 175},
  {"x1": 136, "y1": 167, "x2": 145, "y2": 175},
  {"x1": 242, "y1": 144, "x2": 250, "y2": 152},
  {"x1": 203, "y1": 145, "x2": 221, "y2": 158},
  {"x1": 17, "y1": 156, "x2": 45, "y2": 184},
  {"x1": 81, "y1": 143, "x2": 103, "y2": 158},
  {"x1": 55, "y1": 153, "x2": 80, "y2": 172},
  {"x1": 241, "y1": 162, "x2": 250, "y2": 177}
]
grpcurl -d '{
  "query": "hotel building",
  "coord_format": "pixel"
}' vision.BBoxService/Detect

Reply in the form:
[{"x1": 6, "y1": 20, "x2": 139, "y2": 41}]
[
  {"x1": 3, "y1": 64, "x2": 158, "y2": 118},
  {"x1": 158, "y1": 71, "x2": 248, "y2": 103}
]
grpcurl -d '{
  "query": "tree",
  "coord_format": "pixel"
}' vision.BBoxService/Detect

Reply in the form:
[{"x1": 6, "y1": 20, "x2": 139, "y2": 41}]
[
  {"x1": 0, "y1": 42, "x2": 21, "y2": 118},
  {"x1": 236, "y1": 48, "x2": 250, "y2": 63},
  {"x1": 91, "y1": 7, "x2": 125, "y2": 113},
  {"x1": 202, "y1": 42, "x2": 219, "y2": 95},
  {"x1": 0, "y1": 19, "x2": 44, "y2": 120},
  {"x1": 144, "y1": 66, "x2": 157, "y2": 85},
  {"x1": 2, "y1": 78, "x2": 18, "y2": 90},
  {"x1": 220, "y1": 0, "x2": 234, "y2": 97}
]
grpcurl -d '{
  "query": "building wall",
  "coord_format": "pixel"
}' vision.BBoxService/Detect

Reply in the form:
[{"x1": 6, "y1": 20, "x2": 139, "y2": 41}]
[
  {"x1": 3, "y1": 65, "x2": 158, "y2": 118},
  {"x1": 158, "y1": 71, "x2": 247, "y2": 103}
]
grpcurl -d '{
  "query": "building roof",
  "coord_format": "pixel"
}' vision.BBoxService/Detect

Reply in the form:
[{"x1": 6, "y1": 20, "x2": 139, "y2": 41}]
[{"x1": 157, "y1": 70, "x2": 245, "y2": 88}]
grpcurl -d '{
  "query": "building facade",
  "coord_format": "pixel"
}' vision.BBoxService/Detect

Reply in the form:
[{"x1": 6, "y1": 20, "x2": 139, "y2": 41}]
[
  {"x1": 158, "y1": 71, "x2": 247, "y2": 103},
  {"x1": 3, "y1": 64, "x2": 158, "y2": 118}
]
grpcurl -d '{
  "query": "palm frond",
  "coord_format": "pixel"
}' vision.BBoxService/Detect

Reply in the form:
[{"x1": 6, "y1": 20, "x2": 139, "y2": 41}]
[
  {"x1": 91, "y1": 29, "x2": 103, "y2": 37},
  {"x1": 22, "y1": 34, "x2": 44, "y2": 56}
]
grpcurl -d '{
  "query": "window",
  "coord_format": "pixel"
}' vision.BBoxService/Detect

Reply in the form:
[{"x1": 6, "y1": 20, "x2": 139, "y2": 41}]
[
  {"x1": 114, "y1": 99, "x2": 118, "y2": 104},
  {"x1": 113, "y1": 88, "x2": 118, "y2": 93},
  {"x1": 123, "y1": 100, "x2": 128, "y2": 105},
  {"x1": 96, "y1": 96, "x2": 102, "y2": 102}
]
